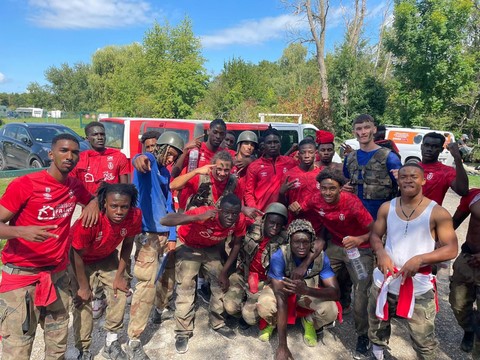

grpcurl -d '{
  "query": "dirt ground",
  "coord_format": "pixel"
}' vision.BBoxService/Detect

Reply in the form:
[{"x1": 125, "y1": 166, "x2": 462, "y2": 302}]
[{"x1": 1, "y1": 190, "x2": 473, "y2": 360}]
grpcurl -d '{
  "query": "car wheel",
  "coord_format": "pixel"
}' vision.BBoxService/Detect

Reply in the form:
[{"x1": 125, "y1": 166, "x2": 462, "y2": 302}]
[
  {"x1": 30, "y1": 159, "x2": 43, "y2": 168},
  {"x1": 0, "y1": 151, "x2": 6, "y2": 171}
]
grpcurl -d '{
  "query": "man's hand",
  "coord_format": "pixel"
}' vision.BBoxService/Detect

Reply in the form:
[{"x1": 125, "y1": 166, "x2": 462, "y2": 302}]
[
  {"x1": 376, "y1": 249, "x2": 394, "y2": 278},
  {"x1": 447, "y1": 142, "x2": 462, "y2": 160},
  {"x1": 288, "y1": 201, "x2": 302, "y2": 215},
  {"x1": 342, "y1": 181, "x2": 354, "y2": 193},
  {"x1": 242, "y1": 206, "x2": 264, "y2": 219},
  {"x1": 280, "y1": 177, "x2": 298, "y2": 195},
  {"x1": 390, "y1": 169, "x2": 399, "y2": 181},
  {"x1": 195, "y1": 164, "x2": 215, "y2": 175},
  {"x1": 184, "y1": 135, "x2": 203, "y2": 151},
  {"x1": 79, "y1": 199, "x2": 99, "y2": 227},
  {"x1": 275, "y1": 345, "x2": 294, "y2": 360},
  {"x1": 396, "y1": 255, "x2": 423, "y2": 284},
  {"x1": 113, "y1": 276, "x2": 129, "y2": 297},
  {"x1": 290, "y1": 263, "x2": 308, "y2": 281},
  {"x1": 341, "y1": 143, "x2": 354, "y2": 156},
  {"x1": 16, "y1": 225, "x2": 59, "y2": 242},
  {"x1": 196, "y1": 209, "x2": 218, "y2": 222},
  {"x1": 342, "y1": 236, "x2": 363, "y2": 250},
  {"x1": 167, "y1": 241, "x2": 177, "y2": 252},
  {"x1": 74, "y1": 286, "x2": 92, "y2": 308},
  {"x1": 219, "y1": 271, "x2": 229, "y2": 292},
  {"x1": 133, "y1": 155, "x2": 151, "y2": 173},
  {"x1": 234, "y1": 157, "x2": 253, "y2": 172},
  {"x1": 281, "y1": 277, "x2": 308, "y2": 296}
]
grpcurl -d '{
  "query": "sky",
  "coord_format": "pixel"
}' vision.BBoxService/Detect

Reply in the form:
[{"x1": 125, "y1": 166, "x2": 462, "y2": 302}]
[{"x1": 0, "y1": 0, "x2": 389, "y2": 94}]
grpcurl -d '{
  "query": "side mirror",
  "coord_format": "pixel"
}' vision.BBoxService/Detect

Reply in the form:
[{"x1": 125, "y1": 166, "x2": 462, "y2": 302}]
[{"x1": 21, "y1": 137, "x2": 32, "y2": 146}]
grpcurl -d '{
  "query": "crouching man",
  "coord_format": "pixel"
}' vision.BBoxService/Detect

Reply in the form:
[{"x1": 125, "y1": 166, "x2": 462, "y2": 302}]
[{"x1": 258, "y1": 219, "x2": 340, "y2": 360}]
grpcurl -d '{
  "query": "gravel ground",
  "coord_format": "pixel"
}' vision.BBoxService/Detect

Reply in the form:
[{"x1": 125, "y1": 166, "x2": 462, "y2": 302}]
[{"x1": 0, "y1": 190, "x2": 472, "y2": 359}]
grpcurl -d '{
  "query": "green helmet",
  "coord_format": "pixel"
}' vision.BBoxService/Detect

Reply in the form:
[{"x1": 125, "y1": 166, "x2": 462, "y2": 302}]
[
  {"x1": 237, "y1": 131, "x2": 258, "y2": 145},
  {"x1": 156, "y1": 131, "x2": 184, "y2": 153},
  {"x1": 264, "y1": 202, "x2": 288, "y2": 221}
]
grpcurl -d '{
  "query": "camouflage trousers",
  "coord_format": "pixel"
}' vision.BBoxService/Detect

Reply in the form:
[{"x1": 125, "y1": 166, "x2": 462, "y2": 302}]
[
  {"x1": 175, "y1": 243, "x2": 225, "y2": 335},
  {"x1": 71, "y1": 252, "x2": 128, "y2": 351},
  {"x1": 0, "y1": 270, "x2": 70, "y2": 360},
  {"x1": 449, "y1": 252, "x2": 480, "y2": 333},
  {"x1": 128, "y1": 233, "x2": 175, "y2": 340},
  {"x1": 224, "y1": 272, "x2": 266, "y2": 325},
  {"x1": 257, "y1": 285, "x2": 338, "y2": 329},
  {"x1": 326, "y1": 242, "x2": 374, "y2": 336},
  {"x1": 368, "y1": 286, "x2": 438, "y2": 360}
]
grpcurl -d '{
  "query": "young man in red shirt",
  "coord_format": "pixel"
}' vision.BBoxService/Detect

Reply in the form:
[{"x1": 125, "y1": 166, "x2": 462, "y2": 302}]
[
  {"x1": 160, "y1": 194, "x2": 247, "y2": 354},
  {"x1": 0, "y1": 134, "x2": 97, "y2": 360},
  {"x1": 299, "y1": 168, "x2": 374, "y2": 359},
  {"x1": 315, "y1": 130, "x2": 343, "y2": 171},
  {"x1": 244, "y1": 127, "x2": 297, "y2": 211},
  {"x1": 420, "y1": 132, "x2": 468, "y2": 205},
  {"x1": 71, "y1": 183, "x2": 142, "y2": 360}
]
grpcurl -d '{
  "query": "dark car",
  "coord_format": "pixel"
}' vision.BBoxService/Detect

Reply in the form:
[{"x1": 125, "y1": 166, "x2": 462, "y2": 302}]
[{"x1": 0, "y1": 123, "x2": 90, "y2": 170}]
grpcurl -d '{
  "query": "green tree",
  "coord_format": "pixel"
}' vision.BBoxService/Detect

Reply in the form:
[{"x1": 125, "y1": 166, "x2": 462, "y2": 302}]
[{"x1": 25, "y1": 82, "x2": 54, "y2": 109}]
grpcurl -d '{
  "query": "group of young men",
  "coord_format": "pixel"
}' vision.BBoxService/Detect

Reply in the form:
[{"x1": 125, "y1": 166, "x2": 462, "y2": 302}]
[{"x1": 0, "y1": 115, "x2": 477, "y2": 360}]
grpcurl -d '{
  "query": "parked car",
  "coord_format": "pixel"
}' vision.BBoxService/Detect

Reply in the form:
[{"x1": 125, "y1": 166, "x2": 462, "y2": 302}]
[{"x1": 0, "y1": 123, "x2": 90, "y2": 170}]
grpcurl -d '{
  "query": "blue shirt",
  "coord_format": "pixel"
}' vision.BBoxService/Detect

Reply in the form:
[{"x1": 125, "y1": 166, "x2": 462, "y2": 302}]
[
  {"x1": 343, "y1": 148, "x2": 401, "y2": 219},
  {"x1": 268, "y1": 249, "x2": 335, "y2": 281},
  {"x1": 133, "y1": 152, "x2": 176, "y2": 240}
]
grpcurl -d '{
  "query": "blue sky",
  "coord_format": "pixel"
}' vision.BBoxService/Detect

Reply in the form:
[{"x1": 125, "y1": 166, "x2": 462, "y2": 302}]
[{"x1": 0, "y1": 0, "x2": 389, "y2": 94}]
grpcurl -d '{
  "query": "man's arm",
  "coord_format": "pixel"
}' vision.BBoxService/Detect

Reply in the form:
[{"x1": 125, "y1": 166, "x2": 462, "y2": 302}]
[
  {"x1": 369, "y1": 202, "x2": 394, "y2": 276},
  {"x1": 72, "y1": 248, "x2": 92, "y2": 307},
  {"x1": 452, "y1": 208, "x2": 470, "y2": 230},
  {"x1": 219, "y1": 235, "x2": 243, "y2": 291},
  {"x1": 160, "y1": 209, "x2": 217, "y2": 227},
  {"x1": 448, "y1": 142, "x2": 469, "y2": 196},
  {"x1": 170, "y1": 164, "x2": 214, "y2": 191},
  {"x1": 271, "y1": 278, "x2": 292, "y2": 360},
  {"x1": 78, "y1": 197, "x2": 99, "y2": 227},
  {"x1": 113, "y1": 236, "x2": 135, "y2": 296}
]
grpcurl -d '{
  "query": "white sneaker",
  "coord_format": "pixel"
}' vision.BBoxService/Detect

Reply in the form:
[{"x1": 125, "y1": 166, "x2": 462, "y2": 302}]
[
  {"x1": 92, "y1": 298, "x2": 106, "y2": 319},
  {"x1": 372, "y1": 344, "x2": 384, "y2": 360}
]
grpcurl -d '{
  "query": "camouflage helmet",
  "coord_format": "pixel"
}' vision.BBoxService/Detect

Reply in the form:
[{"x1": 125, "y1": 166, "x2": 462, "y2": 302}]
[
  {"x1": 263, "y1": 202, "x2": 288, "y2": 221},
  {"x1": 157, "y1": 131, "x2": 184, "y2": 153},
  {"x1": 286, "y1": 219, "x2": 316, "y2": 243},
  {"x1": 237, "y1": 131, "x2": 258, "y2": 145}
]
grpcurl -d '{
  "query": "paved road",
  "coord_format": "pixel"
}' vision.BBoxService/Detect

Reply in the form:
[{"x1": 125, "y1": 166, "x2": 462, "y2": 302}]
[{"x1": 1, "y1": 191, "x2": 472, "y2": 359}]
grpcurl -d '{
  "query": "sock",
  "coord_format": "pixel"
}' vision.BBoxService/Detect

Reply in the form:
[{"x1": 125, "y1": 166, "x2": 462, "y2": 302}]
[
  {"x1": 106, "y1": 332, "x2": 118, "y2": 347},
  {"x1": 372, "y1": 344, "x2": 384, "y2": 360},
  {"x1": 197, "y1": 277, "x2": 205, "y2": 289},
  {"x1": 305, "y1": 314, "x2": 314, "y2": 323},
  {"x1": 129, "y1": 339, "x2": 141, "y2": 346},
  {"x1": 156, "y1": 307, "x2": 163, "y2": 315}
]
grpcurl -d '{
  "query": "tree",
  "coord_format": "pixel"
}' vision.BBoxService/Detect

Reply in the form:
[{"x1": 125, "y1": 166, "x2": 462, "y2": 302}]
[{"x1": 25, "y1": 82, "x2": 54, "y2": 109}]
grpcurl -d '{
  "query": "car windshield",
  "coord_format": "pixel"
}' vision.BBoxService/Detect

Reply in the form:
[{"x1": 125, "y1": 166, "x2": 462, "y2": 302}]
[{"x1": 29, "y1": 126, "x2": 80, "y2": 143}]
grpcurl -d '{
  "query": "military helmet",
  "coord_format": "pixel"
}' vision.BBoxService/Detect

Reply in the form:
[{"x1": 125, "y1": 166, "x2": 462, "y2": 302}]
[
  {"x1": 237, "y1": 131, "x2": 258, "y2": 145},
  {"x1": 264, "y1": 202, "x2": 288, "y2": 221},
  {"x1": 156, "y1": 131, "x2": 184, "y2": 153}
]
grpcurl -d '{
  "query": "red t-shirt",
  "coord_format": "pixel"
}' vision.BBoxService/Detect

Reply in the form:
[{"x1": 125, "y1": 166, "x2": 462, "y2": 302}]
[
  {"x1": 179, "y1": 172, "x2": 243, "y2": 209},
  {"x1": 457, "y1": 188, "x2": 480, "y2": 213},
  {"x1": 419, "y1": 162, "x2": 456, "y2": 205},
  {"x1": 249, "y1": 236, "x2": 270, "y2": 281},
  {"x1": 0, "y1": 170, "x2": 92, "y2": 268},
  {"x1": 244, "y1": 156, "x2": 298, "y2": 211},
  {"x1": 69, "y1": 148, "x2": 130, "y2": 195},
  {"x1": 71, "y1": 208, "x2": 142, "y2": 263},
  {"x1": 177, "y1": 206, "x2": 247, "y2": 248},
  {"x1": 301, "y1": 191, "x2": 373, "y2": 248}
]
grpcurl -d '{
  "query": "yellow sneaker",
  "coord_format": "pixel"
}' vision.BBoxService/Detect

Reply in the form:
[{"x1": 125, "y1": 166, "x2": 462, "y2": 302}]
[{"x1": 258, "y1": 324, "x2": 275, "y2": 342}]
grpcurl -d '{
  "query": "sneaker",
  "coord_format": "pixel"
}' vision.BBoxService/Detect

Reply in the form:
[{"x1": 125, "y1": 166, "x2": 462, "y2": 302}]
[
  {"x1": 301, "y1": 317, "x2": 317, "y2": 347},
  {"x1": 152, "y1": 308, "x2": 174, "y2": 324},
  {"x1": 197, "y1": 284, "x2": 211, "y2": 304},
  {"x1": 461, "y1": 331, "x2": 475, "y2": 352},
  {"x1": 238, "y1": 317, "x2": 251, "y2": 330},
  {"x1": 353, "y1": 335, "x2": 371, "y2": 359},
  {"x1": 372, "y1": 344, "x2": 385, "y2": 360},
  {"x1": 77, "y1": 350, "x2": 92, "y2": 360},
  {"x1": 92, "y1": 297, "x2": 107, "y2": 320},
  {"x1": 126, "y1": 340, "x2": 150, "y2": 360},
  {"x1": 213, "y1": 325, "x2": 237, "y2": 340},
  {"x1": 102, "y1": 340, "x2": 127, "y2": 360},
  {"x1": 175, "y1": 335, "x2": 190, "y2": 354},
  {"x1": 258, "y1": 324, "x2": 275, "y2": 342}
]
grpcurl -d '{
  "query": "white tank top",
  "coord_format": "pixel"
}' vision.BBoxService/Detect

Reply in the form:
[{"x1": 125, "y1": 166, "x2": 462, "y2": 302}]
[{"x1": 373, "y1": 197, "x2": 437, "y2": 295}]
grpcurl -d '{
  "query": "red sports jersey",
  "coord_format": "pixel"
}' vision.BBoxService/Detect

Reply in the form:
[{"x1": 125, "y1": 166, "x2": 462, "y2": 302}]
[
  {"x1": 457, "y1": 188, "x2": 480, "y2": 213},
  {"x1": 71, "y1": 208, "x2": 142, "y2": 263},
  {"x1": 69, "y1": 148, "x2": 130, "y2": 195},
  {"x1": 249, "y1": 236, "x2": 270, "y2": 281},
  {"x1": 0, "y1": 170, "x2": 92, "y2": 268},
  {"x1": 244, "y1": 156, "x2": 297, "y2": 211},
  {"x1": 301, "y1": 191, "x2": 373, "y2": 248},
  {"x1": 419, "y1": 162, "x2": 456, "y2": 205},
  {"x1": 177, "y1": 206, "x2": 247, "y2": 248}
]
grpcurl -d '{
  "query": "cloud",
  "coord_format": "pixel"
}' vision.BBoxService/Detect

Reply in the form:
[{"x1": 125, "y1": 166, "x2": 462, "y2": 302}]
[
  {"x1": 0, "y1": 73, "x2": 5, "y2": 84},
  {"x1": 28, "y1": 0, "x2": 156, "y2": 29}
]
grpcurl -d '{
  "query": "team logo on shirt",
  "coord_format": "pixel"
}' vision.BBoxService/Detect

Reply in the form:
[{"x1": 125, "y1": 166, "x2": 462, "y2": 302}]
[
  {"x1": 43, "y1": 187, "x2": 52, "y2": 200},
  {"x1": 103, "y1": 171, "x2": 115, "y2": 181},
  {"x1": 260, "y1": 171, "x2": 268, "y2": 177},
  {"x1": 95, "y1": 231, "x2": 103, "y2": 242},
  {"x1": 37, "y1": 203, "x2": 76, "y2": 220},
  {"x1": 318, "y1": 209, "x2": 325, "y2": 217},
  {"x1": 427, "y1": 172, "x2": 433, "y2": 180},
  {"x1": 292, "y1": 178, "x2": 300, "y2": 188},
  {"x1": 200, "y1": 228, "x2": 214, "y2": 238},
  {"x1": 38, "y1": 205, "x2": 55, "y2": 220},
  {"x1": 283, "y1": 167, "x2": 288, "y2": 173},
  {"x1": 45, "y1": 187, "x2": 51, "y2": 193},
  {"x1": 108, "y1": 162, "x2": 114, "y2": 170},
  {"x1": 316, "y1": 183, "x2": 321, "y2": 190},
  {"x1": 107, "y1": 156, "x2": 114, "y2": 162},
  {"x1": 69, "y1": 189, "x2": 75, "y2": 198},
  {"x1": 339, "y1": 213, "x2": 345, "y2": 221},
  {"x1": 120, "y1": 228, "x2": 127, "y2": 237},
  {"x1": 84, "y1": 173, "x2": 95, "y2": 183}
]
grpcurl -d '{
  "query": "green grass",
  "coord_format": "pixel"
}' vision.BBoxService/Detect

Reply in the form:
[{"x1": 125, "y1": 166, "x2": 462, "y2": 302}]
[{"x1": 469, "y1": 175, "x2": 480, "y2": 188}]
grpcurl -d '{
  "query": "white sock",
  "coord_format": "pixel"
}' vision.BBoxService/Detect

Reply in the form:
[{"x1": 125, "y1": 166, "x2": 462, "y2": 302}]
[
  {"x1": 197, "y1": 277, "x2": 205, "y2": 289},
  {"x1": 106, "y1": 332, "x2": 118, "y2": 347},
  {"x1": 372, "y1": 344, "x2": 384, "y2": 360}
]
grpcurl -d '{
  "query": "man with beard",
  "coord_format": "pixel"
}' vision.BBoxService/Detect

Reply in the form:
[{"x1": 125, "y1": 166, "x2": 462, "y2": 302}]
[
  {"x1": 129, "y1": 132, "x2": 184, "y2": 357},
  {"x1": 160, "y1": 194, "x2": 247, "y2": 354},
  {"x1": 368, "y1": 163, "x2": 457, "y2": 360}
]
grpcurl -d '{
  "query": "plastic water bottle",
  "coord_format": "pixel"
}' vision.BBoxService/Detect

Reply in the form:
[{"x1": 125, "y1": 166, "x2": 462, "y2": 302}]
[
  {"x1": 188, "y1": 148, "x2": 199, "y2": 172},
  {"x1": 345, "y1": 247, "x2": 368, "y2": 281}
]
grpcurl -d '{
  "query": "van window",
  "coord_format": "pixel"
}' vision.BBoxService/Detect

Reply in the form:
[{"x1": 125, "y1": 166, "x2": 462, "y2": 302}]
[
  {"x1": 103, "y1": 122, "x2": 124, "y2": 149},
  {"x1": 144, "y1": 127, "x2": 190, "y2": 144},
  {"x1": 278, "y1": 130, "x2": 298, "y2": 154},
  {"x1": 303, "y1": 128, "x2": 316, "y2": 140}
]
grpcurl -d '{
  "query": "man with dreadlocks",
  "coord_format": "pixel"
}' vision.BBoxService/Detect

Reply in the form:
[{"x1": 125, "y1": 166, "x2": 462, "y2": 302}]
[
  {"x1": 257, "y1": 219, "x2": 339, "y2": 359},
  {"x1": 129, "y1": 131, "x2": 184, "y2": 358},
  {"x1": 70, "y1": 183, "x2": 142, "y2": 360}
]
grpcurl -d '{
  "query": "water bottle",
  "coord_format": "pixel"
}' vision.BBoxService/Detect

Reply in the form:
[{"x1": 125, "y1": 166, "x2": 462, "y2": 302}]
[
  {"x1": 345, "y1": 247, "x2": 368, "y2": 281},
  {"x1": 187, "y1": 148, "x2": 199, "y2": 172}
]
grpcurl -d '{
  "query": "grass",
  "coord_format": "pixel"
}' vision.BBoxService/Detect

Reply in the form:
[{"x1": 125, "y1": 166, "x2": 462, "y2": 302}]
[{"x1": 469, "y1": 174, "x2": 480, "y2": 188}]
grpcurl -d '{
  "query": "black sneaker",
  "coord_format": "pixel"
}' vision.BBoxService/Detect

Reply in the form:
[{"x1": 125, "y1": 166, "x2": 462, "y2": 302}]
[
  {"x1": 353, "y1": 335, "x2": 371, "y2": 359},
  {"x1": 78, "y1": 350, "x2": 93, "y2": 360},
  {"x1": 213, "y1": 325, "x2": 237, "y2": 340},
  {"x1": 197, "y1": 284, "x2": 211, "y2": 304},
  {"x1": 126, "y1": 340, "x2": 150, "y2": 360},
  {"x1": 461, "y1": 331, "x2": 474, "y2": 352},
  {"x1": 102, "y1": 340, "x2": 127, "y2": 360},
  {"x1": 238, "y1": 317, "x2": 251, "y2": 330},
  {"x1": 175, "y1": 335, "x2": 190, "y2": 354}
]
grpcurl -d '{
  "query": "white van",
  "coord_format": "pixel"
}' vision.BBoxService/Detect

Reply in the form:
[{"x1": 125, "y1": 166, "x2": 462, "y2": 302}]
[{"x1": 342, "y1": 127, "x2": 456, "y2": 166}]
